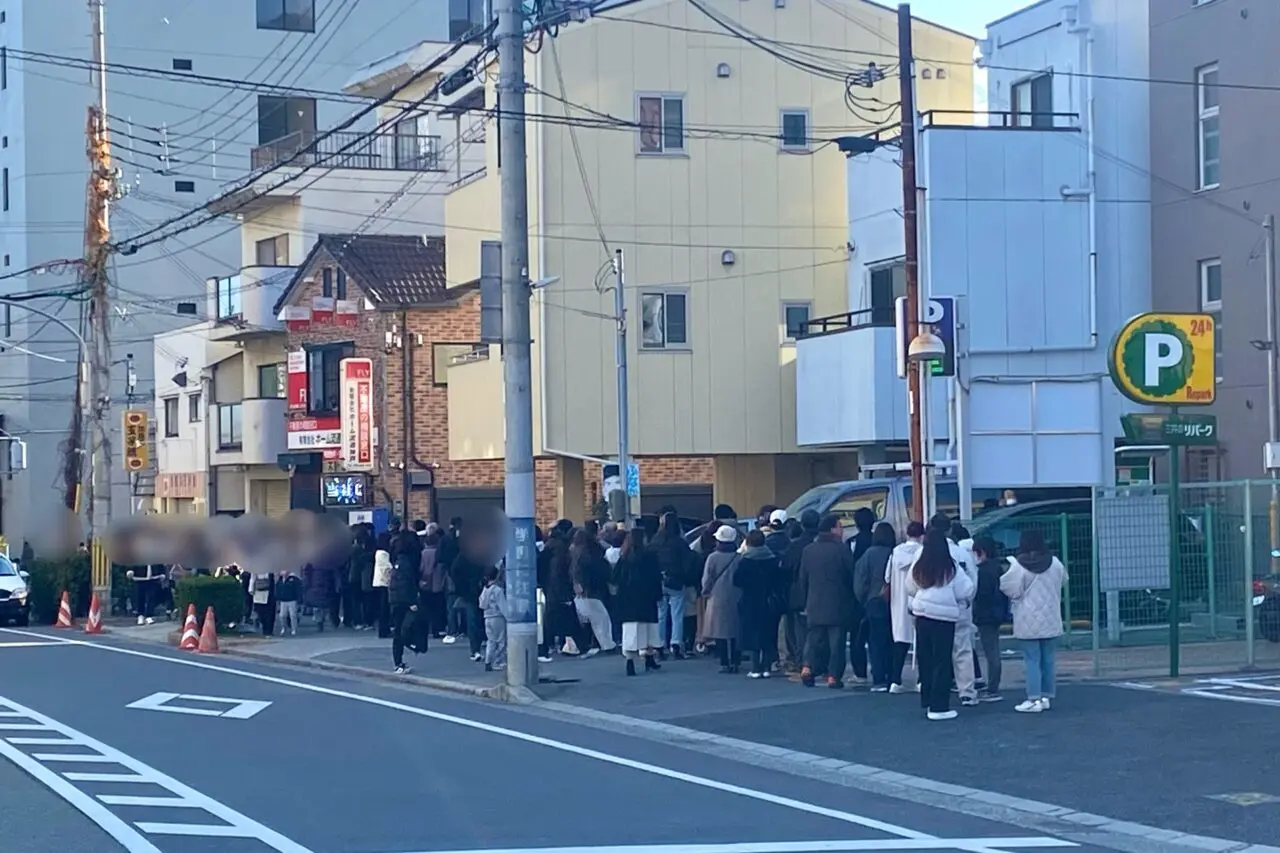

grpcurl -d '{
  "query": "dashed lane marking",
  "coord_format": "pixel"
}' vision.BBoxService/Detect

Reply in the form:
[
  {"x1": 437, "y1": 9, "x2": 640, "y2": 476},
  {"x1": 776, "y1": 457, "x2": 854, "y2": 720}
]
[{"x1": 0, "y1": 694, "x2": 313, "y2": 853}]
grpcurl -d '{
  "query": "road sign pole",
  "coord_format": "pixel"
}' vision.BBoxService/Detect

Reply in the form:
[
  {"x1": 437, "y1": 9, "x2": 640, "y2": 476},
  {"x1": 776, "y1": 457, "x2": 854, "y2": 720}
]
[{"x1": 1168, "y1": 412, "x2": 1181, "y2": 679}]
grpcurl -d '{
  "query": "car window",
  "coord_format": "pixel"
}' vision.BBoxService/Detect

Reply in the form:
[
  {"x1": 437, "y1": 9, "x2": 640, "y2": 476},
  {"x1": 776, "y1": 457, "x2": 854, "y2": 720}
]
[
  {"x1": 0, "y1": 557, "x2": 16, "y2": 576},
  {"x1": 829, "y1": 488, "x2": 890, "y2": 524},
  {"x1": 986, "y1": 523, "x2": 1022, "y2": 556},
  {"x1": 784, "y1": 484, "x2": 844, "y2": 519}
]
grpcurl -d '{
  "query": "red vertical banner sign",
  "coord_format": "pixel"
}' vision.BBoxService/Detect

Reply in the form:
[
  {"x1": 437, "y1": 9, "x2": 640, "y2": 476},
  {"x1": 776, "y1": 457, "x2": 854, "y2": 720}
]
[
  {"x1": 340, "y1": 357, "x2": 375, "y2": 472},
  {"x1": 286, "y1": 350, "x2": 308, "y2": 412}
]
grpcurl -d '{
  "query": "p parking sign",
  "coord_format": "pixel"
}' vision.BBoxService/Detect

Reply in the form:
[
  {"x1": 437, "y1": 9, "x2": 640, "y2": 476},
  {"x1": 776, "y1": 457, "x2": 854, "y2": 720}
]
[{"x1": 1108, "y1": 313, "x2": 1216, "y2": 406}]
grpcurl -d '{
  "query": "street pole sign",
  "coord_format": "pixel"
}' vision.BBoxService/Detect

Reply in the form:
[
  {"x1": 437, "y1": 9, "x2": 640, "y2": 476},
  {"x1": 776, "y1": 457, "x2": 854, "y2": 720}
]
[
  {"x1": 1108, "y1": 312, "x2": 1218, "y2": 680},
  {"x1": 1108, "y1": 312, "x2": 1217, "y2": 406},
  {"x1": 895, "y1": 296, "x2": 956, "y2": 378}
]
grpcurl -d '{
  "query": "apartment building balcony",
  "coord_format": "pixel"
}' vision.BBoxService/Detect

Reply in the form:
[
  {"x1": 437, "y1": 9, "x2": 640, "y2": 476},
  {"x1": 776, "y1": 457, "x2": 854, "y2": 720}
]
[
  {"x1": 250, "y1": 129, "x2": 444, "y2": 173},
  {"x1": 208, "y1": 266, "x2": 294, "y2": 341},
  {"x1": 211, "y1": 398, "x2": 288, "y2": 467},
  {"x1": 795, "y1": 310, "x2": 948, "y2": 447}
]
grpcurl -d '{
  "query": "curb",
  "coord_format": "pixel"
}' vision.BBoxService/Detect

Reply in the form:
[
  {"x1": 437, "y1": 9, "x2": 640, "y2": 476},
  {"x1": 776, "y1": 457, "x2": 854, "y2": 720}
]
[
  {"x1": 217, "y1": 647, "x2": 532, "y2": 704},
  {"x1": 533, "y1": 700, "x2": 1280, "y2": 853}
]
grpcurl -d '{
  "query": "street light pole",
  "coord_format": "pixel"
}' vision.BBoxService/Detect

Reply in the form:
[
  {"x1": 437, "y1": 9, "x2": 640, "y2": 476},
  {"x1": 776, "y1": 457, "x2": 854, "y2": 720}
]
[
  {"x1": 496, "y1": 0, "x2": 537, "y2": 689},
  {"x1": 613, "y1": 248, "x2": 632, "y2": 527},
  {"x1": 1264, "y1": 214, "x2": 1279, "y2": 569},
  {"x1": 897, "y1": 3, "x2": 924, "y2": 523}
]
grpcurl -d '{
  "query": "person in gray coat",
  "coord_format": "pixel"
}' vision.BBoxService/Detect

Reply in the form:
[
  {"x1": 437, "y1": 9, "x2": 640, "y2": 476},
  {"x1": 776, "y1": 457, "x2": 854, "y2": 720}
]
[
  {"x1": 798, "y1": 513, "x2": 856, "y2": 688},
  {"x1": 701, "y1": 524, "x2": 743, "y2": 673}
]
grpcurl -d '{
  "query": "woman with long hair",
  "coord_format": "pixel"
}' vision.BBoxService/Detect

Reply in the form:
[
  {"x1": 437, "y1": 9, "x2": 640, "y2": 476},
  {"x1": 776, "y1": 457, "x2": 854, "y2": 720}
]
[
  {"x1": 906, "y1": 527, "x2": 974, "y2": 720},
  {"x1": 611, "y1": 526, "x2": 664, "y2": 675},
  {"x1": 652, "y1": 510, "x2": 694, "y2": 658}
]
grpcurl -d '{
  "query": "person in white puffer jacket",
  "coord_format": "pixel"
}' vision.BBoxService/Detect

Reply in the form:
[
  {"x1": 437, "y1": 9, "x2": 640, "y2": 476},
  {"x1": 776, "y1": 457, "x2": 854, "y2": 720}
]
[
  {"x1": 905, "y1": 527, "x2": 975, "y2": 721},
  {"x1": 1000, "y1": 528, "x2": 1067, "y2": 714}
]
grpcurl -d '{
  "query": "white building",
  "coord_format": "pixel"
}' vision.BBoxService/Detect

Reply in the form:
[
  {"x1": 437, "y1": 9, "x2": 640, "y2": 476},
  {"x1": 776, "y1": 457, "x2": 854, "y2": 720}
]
[
  {"x1": 0, "y1": 0, "x2": 455, "y2": 550},
  {"x1": 796, "y1": 0, "x2": 1151, "y2": 491}
]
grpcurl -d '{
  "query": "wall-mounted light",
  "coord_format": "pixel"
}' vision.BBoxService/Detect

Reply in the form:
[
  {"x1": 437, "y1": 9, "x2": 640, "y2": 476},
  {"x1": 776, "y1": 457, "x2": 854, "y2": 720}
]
[
  {"x1": 720, "y1": 250, "x2": 737, "y2": 267},
  {"x1": 716, "y1": 62, "x2": 731, "y2": 78}
]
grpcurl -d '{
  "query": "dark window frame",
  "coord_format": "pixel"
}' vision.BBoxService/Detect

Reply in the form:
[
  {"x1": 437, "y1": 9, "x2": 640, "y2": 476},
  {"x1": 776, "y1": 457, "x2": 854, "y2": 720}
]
[
  {"x1": 258, "y1": 363, "x2": 285, "y2": 398},
  {"x1": 217, "y1": 402, "x2": 243, "y2": 450},
  {"x1": 163, "y1": 397, "x2": 180, "y2": 437},
  {"x1": 256, "y1": 0, "x2": 315, "y2": 32},
  {"x1": 188, "y1": 393, "x2": 202, "y2": 423},
  {"x1": 640, "y1": 290, "x2": 690, "y2": 350},
  {"x1": 305, "y1": 342, "x2": 355, "y2": 416}
]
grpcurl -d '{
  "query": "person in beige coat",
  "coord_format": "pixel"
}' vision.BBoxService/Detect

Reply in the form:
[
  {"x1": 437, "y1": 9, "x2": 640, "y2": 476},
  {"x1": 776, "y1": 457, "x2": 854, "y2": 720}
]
[{"x1": 999, "y1": 528, "x2": 1067, "y2": 714}]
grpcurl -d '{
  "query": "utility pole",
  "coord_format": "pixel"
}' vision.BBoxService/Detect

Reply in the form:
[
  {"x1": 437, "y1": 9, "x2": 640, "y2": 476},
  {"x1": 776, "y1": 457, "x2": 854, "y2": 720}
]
[
  {"x1": 898, "y1": 3, "x2": 925, "y2": 523},
  {"x1": 1264, "y1": 214, "x2": 1279, "y2": 570},
  {"x1": 85, "y1": 0, "x2": 114, "y2": 595},
  {"x1": 613, "y1": 248, "x2": 632, "y2": 527},
  {"x1": 496, "y1": 0, "x2": 537, "y2": 689}
]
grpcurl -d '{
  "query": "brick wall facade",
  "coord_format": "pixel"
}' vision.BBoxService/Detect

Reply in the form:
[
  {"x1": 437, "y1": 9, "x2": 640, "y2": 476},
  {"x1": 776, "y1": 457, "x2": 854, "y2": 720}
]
[{"x1": 283, "y1": 243, "x2": 712, "y2": 526}]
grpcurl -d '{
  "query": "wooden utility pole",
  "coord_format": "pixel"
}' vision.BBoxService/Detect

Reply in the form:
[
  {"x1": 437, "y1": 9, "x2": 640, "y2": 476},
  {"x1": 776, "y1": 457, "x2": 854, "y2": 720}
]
[
  {"x1": 898, "y1": 3, "x2": 924, "y2": 523},
  {"x1": 85, "y1": 0, "x2": 115, "y2": 595}
]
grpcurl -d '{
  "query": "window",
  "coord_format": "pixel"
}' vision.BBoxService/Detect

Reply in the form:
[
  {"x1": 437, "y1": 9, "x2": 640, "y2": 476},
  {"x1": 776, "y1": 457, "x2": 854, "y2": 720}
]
[
  {"x1": 163, "y1": 397, "x2": 179, "y2": 437},
  {"x1": 449, "y1": 0, "x2": 488, "y2": 40},
  {"x1": 2, "y1": 46, "x2": 7, "y2": 90},
  {"x1": 258, "y1": 363, "x2": 284, "y2": 398},
  {"x1": 780, "y1": 110, "x2": 810, "y2": 150},
  {"x1": 637, "y1": 94, "x2": 685, "y2": 154},
  {"x1": 829, "y1": 487, "x2": 890, "y2": 526},
  {"x1": 172, "y1": 58, "x2": 193, "y2": 71},
  {"x1": 256, "y1": 0, "x2": 314, "y2": 32},
  {"x1": 322, "y1": 268, "x2": 332, "y2": 298},
  {"x1": 783, "y1": 301, "x2": 812, "y2": 340},
  {"x1": 1010, "y1": 72, "x2": 1053, "y2": 128},
  {"x1": 1199, "y1": 258, "x2": 1222, "y2": 375},
  {"x1": 2, "y1": 168, "x2": 8, "y2": 211},
  {"x1": 1196, "y1": 63, "x2": 1220, "y2": 189},
  {"x1": 217, "y1": 403, "x2": 243, "y2": 449},
  {"x1": 336, "y1": 269, "x2": 347, "y2": 300},
  {"x1": 174, "y1": 180, "x2": 195, "y2": 193},
  {"x1": 306, "y1": 343, "x2": 355, "y2": 414},
  {"x1": 255, "y1": 234, "x2": 288, "y2": 266},
  {"x1": 216, "y1": 275, "x2": 241, "y2": 319},
  {"x1": 257, "y1": 95, "x2": 317, "y2": 146},
  {"x1": 640, "y1": 291, "x2": 689, "y2": 350},
  {"x1": 188, "y1": 393, "x2": 201, "y2": 423},
  {"x1": 868, "y1": 259, "x2": 906, "y2": 324}
]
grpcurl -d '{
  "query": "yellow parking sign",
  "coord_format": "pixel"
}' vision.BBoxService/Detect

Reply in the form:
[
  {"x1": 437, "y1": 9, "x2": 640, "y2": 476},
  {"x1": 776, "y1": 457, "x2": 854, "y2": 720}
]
[{"x1": 1108, "y1": 313, "x2": 1217, "y2": 406}]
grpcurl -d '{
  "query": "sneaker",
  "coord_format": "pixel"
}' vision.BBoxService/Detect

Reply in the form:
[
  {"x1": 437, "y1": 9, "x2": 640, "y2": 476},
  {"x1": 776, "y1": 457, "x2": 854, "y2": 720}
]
[
  {"x1": 927, "y1": 710, "x2": 959, "y2": 721},
  {"x1": 1040, "y1": 698, "x2": 1052, "y2": 710},
  {"x1": 394, "y1": 664, "x2": 410, "y2": 675},
  {"x1": 136, "y1": 615, "x2": 145, "y2": 626},
  {"x1": 960, "y1": 696, "x2": 980, "y2": 707},
  {"x1": 471, "y1": 652, "x2": 484, "y2": 662},
  {"x1": 761, "y1": 670, "x2": 771, "y2": 679},
  {"x1": 870, "y1": 684, "x2": 889, "y2": 693},
  {"x1": 889, "y1": 683, "x2": 908, "y2": 694},
  {"x1": 442, "y1": 634, "x2": 457, "y2": 645},
  {"x1": 1015, "y1": 699, "x2": 1044, "y2": 713},
  {"x1": 291, "y1": 629, "x2": 297, "y2": 636},
  {"x1": 747, "y1": 670, "x2": 762, "y2": 679},
  {"x1": 584, "y1": 648, "x2": 600, "y2": 658},
  {"x1": 980, "y1": 691, "x2": 1003, "y2": 703},
  {"x1": 537, "y1": 655, "x2": 553, "y2": 663}
]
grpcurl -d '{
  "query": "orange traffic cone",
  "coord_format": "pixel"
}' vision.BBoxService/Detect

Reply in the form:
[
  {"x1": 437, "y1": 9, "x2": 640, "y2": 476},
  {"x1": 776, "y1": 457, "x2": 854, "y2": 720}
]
[
  {"x1": 54, "y1": 591, "x2": 73, "y2": 629},
  {"x1": 84, "y1": 593, "x2": 106, "y2": 634},
  {"x1": 196, "y1": 606, "x2": 219, "y2": 654},
  {"x1": 178, "y1": 605, "x2": 199, "y2": 650}
]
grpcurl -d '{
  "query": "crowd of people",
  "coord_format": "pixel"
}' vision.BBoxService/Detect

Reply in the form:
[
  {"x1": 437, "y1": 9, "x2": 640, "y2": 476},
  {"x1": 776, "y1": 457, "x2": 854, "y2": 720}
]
[{"x1": 159, "y1": 501, "x2": 1067, "y2": 718}]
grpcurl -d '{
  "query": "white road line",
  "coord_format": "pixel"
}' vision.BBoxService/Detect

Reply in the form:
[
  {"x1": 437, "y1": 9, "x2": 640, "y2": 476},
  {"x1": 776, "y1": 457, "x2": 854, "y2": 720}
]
[
  {"x1": 383, "y1": 841, "x2": 1075, "y2": 853},
  {"x1": 1183, "y1": 688, "x2": 1280, "y2": 707},
  {"x1": 0, "y1": 723, "x2": 50, "y2": 730},
  {"x1": 0, "y1": 640, "x2": 67, "y2": 648},
  {"x1": 7, "y1": 737, "x2": 76, "y2": 745},
  {"x1": 33, "y1": 753, "x2": 119, "y2": 762},
  {"x1": 0, "y1": 693, "x2": 314, "y2": 853},
  {"x1": 1202, "y1": 678, "x2": 1280, "y2": 692},
  {"x1": 0, "y1": 629, "x2": 1075, "y2": 853}
]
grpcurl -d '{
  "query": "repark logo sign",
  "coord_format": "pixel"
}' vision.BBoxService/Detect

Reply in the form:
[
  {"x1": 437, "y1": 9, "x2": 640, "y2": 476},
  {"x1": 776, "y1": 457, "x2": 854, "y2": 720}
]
[{"x1": 1108, "y1": 313, "x2": 1217, "y2": 406}]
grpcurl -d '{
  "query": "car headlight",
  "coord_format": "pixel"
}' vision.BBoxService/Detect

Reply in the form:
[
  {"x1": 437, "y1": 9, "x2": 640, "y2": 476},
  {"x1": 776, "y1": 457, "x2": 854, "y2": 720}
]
[{"x1": 12, "y1": 588, "x2": 27, "y2": 602}]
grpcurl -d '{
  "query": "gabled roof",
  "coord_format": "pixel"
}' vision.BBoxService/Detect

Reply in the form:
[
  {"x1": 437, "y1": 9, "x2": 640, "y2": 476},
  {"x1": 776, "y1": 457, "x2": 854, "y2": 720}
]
[{"x1": 274, "y1": 234, "x2": 449, "y2": 313}]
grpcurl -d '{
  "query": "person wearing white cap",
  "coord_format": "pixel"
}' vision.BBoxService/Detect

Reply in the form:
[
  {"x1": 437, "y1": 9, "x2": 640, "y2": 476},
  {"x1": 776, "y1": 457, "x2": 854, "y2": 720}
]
[
  {"x1": 701, "y1": 523, "x2": 744, "y2": 673},
  {"x1": 764, "y1": 509, "x2": 791, "y2": 556}
]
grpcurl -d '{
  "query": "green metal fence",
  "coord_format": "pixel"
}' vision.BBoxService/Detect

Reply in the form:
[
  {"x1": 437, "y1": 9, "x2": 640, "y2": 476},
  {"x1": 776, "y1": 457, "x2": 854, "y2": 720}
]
[{"x1": 971, "y1": 480, "x2": 1280, "y2": 678}]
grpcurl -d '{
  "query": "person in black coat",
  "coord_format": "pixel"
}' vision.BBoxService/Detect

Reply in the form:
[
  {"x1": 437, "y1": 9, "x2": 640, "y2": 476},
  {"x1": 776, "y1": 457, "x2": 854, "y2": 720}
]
[
  {"x1": 780, "y1": 509, "x2": 820, "y2": 673},
  {"x1": 734, "y1": 529, "x2": 786, "y2": 677},
  {"x1": 797, "y1": 513, "x2": 857, "y2": 688},
  {"x1": 388, "y1": 528, "x2": 424, "y2": 673},
  {"x1": 854, "y1": 522, "x2": 896, "y2": 690},
  {"x1": 611, "y1": 527, "x2": 664, "y2": 676}
]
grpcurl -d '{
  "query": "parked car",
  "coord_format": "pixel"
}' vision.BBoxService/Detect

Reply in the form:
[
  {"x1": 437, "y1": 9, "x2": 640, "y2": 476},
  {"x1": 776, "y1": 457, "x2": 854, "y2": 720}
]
[{"x1": 0, "y1": 554, "x2": 30, "y2": 626}]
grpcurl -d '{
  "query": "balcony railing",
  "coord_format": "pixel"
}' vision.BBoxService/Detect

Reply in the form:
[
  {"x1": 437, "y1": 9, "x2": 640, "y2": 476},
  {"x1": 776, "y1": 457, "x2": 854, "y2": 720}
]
[
  {"x1": 251, "y1": 129, "x2": 444, "y2": 172},
  {"x1": 798, "y1": 307, "x2": 894, "y2": 339},
  {"x1": 921, "y1": 109, "x2": 1081, "y2": 131}
]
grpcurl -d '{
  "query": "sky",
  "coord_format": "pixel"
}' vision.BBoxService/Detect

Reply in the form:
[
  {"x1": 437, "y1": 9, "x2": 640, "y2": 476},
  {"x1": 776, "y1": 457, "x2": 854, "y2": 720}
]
[{"x1": 874, "y1": 0, "x2": 1037, "y2": 37}]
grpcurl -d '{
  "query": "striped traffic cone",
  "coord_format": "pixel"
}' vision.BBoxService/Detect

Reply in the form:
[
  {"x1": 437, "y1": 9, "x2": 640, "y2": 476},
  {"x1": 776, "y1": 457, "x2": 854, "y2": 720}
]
[
  {"x1": 84, "y1": 592, "x2": 106, "y2": 634},
  {"x1": 178, "y1": 604, "x2": 199, "y2": 651},
  {"x1": 53, "y1": 591, "x2": 74, "y2": 629},
  {"x1": 196, "y1": 607, "x2": 219, "y2": 654}
]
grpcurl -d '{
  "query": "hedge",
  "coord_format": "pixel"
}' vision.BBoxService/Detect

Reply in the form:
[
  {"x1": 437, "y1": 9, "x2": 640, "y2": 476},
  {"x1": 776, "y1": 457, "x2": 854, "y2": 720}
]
[
  {"x1": 26, "y1": 556, "x2": 91, "y2": 624},
  {"x1": 174, "y1": 576, "x2": 244, "y2": 632}
]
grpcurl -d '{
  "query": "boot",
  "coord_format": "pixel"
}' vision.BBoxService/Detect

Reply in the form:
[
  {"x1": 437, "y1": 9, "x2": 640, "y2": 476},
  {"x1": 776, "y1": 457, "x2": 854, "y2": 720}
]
[
  {"x1": 626, "y1": 658, "x2": 637, "y2": 677},
  {"x1": 645, "y1": 654, "x2": 660, "y2": 672}
]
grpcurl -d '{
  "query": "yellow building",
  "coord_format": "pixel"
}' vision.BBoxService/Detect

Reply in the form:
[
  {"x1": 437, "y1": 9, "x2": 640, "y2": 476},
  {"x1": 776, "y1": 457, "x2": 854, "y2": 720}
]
[{"x1": 417, "y1": 0, "x2": 974, "y2": 511}]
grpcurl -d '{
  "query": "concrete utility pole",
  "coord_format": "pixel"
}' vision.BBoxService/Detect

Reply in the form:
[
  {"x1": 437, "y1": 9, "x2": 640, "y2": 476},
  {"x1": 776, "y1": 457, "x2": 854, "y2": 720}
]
[
  {"x1": 897, "y1": 3, "x2": 925, "y2": 523},
  {"x1": 85, "y1": 0, "x2": 115, "y2": 597},
  {"x1": 1264, "y1": 214, "x2": 1279, "y2": 568},
  {"x1": 495, "y1": 0, "x2": 537, "y2": 689},
  {"x1": 613, "y1": 248, "x2": 632, "y2": 527}
]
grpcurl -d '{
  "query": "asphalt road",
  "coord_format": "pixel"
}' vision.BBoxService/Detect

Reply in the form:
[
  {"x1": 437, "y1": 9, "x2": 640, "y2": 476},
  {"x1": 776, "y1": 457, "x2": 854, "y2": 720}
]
[{"x1": 0, "y1": 629, "x2": 1109, "y2": 853}]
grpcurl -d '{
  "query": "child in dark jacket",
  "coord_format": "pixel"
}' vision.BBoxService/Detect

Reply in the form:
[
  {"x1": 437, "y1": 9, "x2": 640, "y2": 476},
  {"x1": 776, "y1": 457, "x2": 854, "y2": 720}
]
[{"x1": 971, "y1": 536, "x2": 1009, "y2": 700}]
